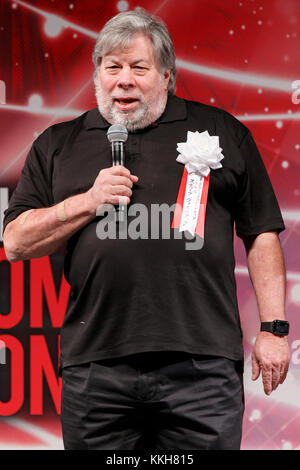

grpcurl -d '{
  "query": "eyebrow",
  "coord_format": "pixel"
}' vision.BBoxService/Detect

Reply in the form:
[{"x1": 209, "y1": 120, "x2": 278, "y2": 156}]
[{"x1": 104, "y1": 56, "x2": 151, "y2": 65}]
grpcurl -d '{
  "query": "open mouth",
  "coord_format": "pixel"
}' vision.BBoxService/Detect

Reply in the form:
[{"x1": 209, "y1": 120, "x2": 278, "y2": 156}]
[{"x1": 114, "y1": 98, "x2": 139, "y2": 111}]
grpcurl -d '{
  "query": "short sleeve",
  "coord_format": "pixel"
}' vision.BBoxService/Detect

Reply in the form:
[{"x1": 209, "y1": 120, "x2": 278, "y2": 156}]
[
  {"x1": 3, "y1": 138, "x2": 53, "y2": 234},
  {"x1": 234, "y1": 131, "x2": 285, "y2": 238}
]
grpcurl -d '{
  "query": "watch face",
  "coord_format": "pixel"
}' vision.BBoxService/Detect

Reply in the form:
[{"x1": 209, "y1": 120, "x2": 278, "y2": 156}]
[{"x1": 273, "y1": 320, "x2": 289, "y2": 334}]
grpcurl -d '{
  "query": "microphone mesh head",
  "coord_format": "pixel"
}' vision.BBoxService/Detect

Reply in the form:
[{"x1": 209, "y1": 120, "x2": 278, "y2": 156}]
[{"x1": 107, "y1": 124, "x2": 128, "y2": 143}]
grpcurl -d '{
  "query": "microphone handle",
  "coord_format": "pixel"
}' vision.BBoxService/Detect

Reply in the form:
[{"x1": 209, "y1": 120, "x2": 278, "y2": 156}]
[
  {"x1": 111, "y1": 141, "x2": 124, "y2": 166},
  {"x1": 111, "y1": 142, "x2": 126, "y2": 222}
]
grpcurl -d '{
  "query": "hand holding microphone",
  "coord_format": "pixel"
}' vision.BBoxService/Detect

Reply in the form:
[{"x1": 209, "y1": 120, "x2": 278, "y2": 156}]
[{"x1": 86, "y1": 124, "x2": 138, "y2": 218}]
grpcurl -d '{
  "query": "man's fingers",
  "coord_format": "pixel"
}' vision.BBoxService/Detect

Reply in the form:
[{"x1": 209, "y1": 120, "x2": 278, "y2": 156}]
[
  {"x1": 130, "y1": 174, "x2": 139, "y2": 183},
  {"x1": 110, "y1": 184, "x2": 132, "y2": 197},
  {"x1": 261, "y1": 363, "x2": 288, "y2": 394},
  {"x1": 261, "y1": 367, "x2": 272, "y2": 395},
  {"x1": 98, "y1": 167, "x2": 139, "y2": 188},
  {"x1": 251, "y1": 333, "x2": 290, "y2": 395},
  {"x1": 109, "y1": 175, "x2": 134, "y2": 188},
  {"x1": 251, "y1": 355, "x2": 261, "y2": 381},
  {"x1": 109, "y1": 165, "x2": 131, "y2": 176},
  {"x1": 271, "y1": 368, "x2": 281, "y2": 391},
  {"x1": 109, "y1": 165, "x2": 139, "y2": 182},
  {"x1": 90, "y1": 166, "x2": 138, "y2": 210},
  {"x1": 279, "y1": 365, "x2": 289, "y2": 384}
]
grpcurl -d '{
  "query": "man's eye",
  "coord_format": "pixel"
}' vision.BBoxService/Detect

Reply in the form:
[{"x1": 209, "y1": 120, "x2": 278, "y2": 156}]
[{"x1": 133, "y1": 66, "x2": 148, "y2": 72}]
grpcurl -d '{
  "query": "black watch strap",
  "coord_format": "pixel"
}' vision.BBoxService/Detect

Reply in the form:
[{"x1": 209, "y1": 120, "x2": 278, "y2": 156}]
[{"x1": 260, "y1": 320, "x2": 289, "y2": 336}]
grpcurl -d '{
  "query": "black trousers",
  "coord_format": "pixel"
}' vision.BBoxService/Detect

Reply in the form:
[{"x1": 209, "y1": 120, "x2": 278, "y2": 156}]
[{"x1": 61, "y1": 352, "x2": 244, "y2": 450}]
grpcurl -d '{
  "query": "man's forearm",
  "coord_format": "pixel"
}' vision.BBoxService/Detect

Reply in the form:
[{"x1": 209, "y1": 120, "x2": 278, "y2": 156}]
[
  {"x1": 244, "y1": 231, "x2": 287, "y2": 321},
  {"x1": 3, "y1": 165, "x2": 137, "y2": 262},
  {"x1": 3, "y1": 191, "x2": 95, "y2": 262}
]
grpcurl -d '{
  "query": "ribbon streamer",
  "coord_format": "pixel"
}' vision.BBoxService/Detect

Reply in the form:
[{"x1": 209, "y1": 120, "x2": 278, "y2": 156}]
[{"x1": 172, "y1": 168, "x2": 210, "y2": 239}]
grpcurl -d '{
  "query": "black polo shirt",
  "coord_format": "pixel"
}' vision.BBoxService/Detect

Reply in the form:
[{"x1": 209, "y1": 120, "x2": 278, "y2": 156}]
[{"x1": 3, "y1": 95, "x2": 285, "y2": 368}]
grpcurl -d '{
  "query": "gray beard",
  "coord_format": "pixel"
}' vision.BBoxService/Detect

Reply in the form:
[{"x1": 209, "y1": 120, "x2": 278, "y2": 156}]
[{"x1": 95, "y1": 84, "x2": 168, "y2": 131}]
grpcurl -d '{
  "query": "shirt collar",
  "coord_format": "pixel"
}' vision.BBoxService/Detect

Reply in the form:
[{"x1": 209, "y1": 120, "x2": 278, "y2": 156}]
[{"x1": 83, "y1": 94, "x2": 187, "y2": 131}]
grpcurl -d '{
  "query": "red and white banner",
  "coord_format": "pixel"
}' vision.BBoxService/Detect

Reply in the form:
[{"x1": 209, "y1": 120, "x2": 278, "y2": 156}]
[{"x1": 172, "y1": 169, "x2": 210, "y2": 240}]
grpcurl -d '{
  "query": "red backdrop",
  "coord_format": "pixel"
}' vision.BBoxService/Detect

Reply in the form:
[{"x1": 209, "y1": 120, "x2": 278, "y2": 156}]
[{"x1": 0, "y1": 0, "x2": 300, "y2": 450}]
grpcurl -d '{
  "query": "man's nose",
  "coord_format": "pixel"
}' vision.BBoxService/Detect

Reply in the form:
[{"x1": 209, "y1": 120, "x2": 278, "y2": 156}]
[{"x1": 117, "y1": 67, "x2": 135, "y2": 88}]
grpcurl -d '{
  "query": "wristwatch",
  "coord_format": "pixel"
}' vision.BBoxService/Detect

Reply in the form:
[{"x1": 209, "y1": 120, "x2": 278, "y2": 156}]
[{"x1": 260, "y1": 320, "x2": 289, "y2": 336}]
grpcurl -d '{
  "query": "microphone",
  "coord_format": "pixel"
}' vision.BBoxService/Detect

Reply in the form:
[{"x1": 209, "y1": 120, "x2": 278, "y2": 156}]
[{"x1": 107, "y1": 124, "x2": 129, "y2": 222}]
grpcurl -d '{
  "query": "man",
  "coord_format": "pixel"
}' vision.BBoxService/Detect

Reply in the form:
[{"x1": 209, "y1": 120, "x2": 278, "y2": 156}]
[{"x1": 3, "y1": 9, "x2": 290, "y2": 450}]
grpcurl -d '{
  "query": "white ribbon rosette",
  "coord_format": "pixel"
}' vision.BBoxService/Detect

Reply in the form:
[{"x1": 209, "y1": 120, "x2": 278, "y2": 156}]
[{"x1": 176, "y1": 130, "x2": 224, "y2": 236}]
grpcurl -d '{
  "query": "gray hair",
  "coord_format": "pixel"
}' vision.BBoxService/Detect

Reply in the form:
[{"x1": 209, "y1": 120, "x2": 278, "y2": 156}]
[{"x1": 92, "y1": 8, "x2": 176, "y2": 94}]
